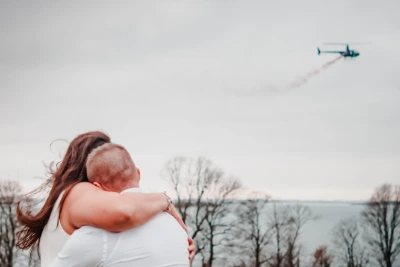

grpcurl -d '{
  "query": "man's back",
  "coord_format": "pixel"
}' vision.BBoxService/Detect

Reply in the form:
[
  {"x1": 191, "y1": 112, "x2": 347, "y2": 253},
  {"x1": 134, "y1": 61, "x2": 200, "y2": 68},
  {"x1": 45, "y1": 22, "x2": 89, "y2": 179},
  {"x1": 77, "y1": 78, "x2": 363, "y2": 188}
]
[
  {"x1": 50, "y1": 209, "x2": 189, "y2": 267},
  {"x1": 106, "y1": 212, "x2": 189, "y2": 266}
]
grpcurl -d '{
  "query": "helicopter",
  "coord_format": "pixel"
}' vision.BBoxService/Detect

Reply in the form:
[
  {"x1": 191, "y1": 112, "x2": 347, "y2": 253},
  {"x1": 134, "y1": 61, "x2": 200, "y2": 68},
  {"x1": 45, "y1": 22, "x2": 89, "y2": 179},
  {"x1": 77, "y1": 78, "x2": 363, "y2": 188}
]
[{"x1": 317, "y1": 43, "x2": 365, "y2": 58}]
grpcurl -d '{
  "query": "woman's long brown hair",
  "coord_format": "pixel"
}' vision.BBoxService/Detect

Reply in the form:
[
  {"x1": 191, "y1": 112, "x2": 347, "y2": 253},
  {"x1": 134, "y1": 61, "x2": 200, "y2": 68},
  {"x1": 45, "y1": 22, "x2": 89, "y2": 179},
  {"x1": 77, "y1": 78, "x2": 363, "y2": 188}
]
[{"x1": 16, "y1": 131, "x2": 111, "y2": 251}]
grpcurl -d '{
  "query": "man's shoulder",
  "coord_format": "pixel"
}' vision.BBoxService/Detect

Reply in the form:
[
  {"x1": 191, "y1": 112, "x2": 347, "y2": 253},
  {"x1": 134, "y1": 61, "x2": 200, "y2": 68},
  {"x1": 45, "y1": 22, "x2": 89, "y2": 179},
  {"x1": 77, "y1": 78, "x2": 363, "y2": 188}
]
[
  {"x1": 138, "y1": 213, "x2": 188, "y2": 237},
  {"x1": 149, "y1": 212, "x2": 182, "y2": 226}
]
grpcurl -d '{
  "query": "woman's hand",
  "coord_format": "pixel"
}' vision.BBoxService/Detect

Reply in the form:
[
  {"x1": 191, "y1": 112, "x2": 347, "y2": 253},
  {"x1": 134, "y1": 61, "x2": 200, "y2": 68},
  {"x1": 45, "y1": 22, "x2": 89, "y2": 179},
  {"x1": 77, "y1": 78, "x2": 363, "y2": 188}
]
[
  {"x1": 188, "y1": 236, "x2": 196, "y2": 261},
  {"x1": 164, "y1": 201, "x2": 195, "y2": 261}
]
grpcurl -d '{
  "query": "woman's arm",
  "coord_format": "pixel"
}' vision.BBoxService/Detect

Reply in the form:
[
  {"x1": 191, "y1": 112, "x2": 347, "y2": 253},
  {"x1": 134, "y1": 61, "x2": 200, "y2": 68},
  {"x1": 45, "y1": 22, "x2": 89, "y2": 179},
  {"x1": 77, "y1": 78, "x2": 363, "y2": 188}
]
[{"x1": 61, "y1": 182, "x2": 184, "y2": 234}]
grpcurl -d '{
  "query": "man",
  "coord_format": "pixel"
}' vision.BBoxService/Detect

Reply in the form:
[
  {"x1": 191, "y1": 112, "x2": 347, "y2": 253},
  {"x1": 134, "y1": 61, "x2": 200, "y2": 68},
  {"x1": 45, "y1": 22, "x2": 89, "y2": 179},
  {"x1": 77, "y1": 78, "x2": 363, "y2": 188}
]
[{"x1": 49, "y1": 143, "x2": 193, "y2": 267}]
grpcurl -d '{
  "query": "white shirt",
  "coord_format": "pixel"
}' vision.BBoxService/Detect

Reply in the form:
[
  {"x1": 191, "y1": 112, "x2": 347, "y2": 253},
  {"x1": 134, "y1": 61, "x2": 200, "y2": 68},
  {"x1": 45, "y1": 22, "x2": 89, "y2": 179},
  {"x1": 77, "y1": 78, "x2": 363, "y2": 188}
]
[
  {"x1": 40, "y1": 191, "x2": 70, "y2": 267},
  {"x1": 48, "y1": 188, "x2": 189, "y2": 267}
]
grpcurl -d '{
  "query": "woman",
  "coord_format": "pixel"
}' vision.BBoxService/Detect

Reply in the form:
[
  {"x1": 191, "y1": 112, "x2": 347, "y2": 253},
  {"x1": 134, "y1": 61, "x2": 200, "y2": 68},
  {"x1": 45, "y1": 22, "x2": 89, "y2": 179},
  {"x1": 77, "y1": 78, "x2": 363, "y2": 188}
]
[{"x1": 17, "y1": 131, "x2": 195, "y2": 266}]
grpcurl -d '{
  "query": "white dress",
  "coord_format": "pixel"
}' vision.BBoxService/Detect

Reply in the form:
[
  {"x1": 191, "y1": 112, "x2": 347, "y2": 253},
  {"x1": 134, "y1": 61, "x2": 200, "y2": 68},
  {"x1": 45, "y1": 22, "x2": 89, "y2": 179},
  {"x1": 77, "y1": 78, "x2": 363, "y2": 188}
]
[{"x1": 39, "y1": 192, "x2": 70, "y2": 267}]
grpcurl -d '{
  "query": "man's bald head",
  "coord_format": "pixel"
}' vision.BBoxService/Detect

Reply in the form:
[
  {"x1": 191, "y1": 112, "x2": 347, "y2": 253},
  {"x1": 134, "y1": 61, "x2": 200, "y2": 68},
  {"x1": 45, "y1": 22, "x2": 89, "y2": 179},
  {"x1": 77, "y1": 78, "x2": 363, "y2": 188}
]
[{"x1": 86, "y1": 143, "x2": 139, "y2": 192}]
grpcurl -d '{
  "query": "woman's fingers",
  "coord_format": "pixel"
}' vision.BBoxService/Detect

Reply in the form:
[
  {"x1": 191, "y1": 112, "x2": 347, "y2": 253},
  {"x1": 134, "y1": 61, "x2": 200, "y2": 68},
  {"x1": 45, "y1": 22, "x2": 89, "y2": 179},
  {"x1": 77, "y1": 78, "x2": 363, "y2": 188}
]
[
  {"x1": 188, "y1": 236, "x2": 196, "y2": 261},
  {"x1": 188, "y1": 244, "x2": 196, "y2": 260}
]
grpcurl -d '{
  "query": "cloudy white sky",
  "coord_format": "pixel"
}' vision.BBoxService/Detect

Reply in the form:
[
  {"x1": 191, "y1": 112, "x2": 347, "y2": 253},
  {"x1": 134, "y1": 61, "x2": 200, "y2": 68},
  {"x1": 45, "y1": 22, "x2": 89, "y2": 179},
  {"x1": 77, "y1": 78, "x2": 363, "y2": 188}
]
[{"x1": 1, "y1": 0, "x2": 399, "y2": 200}]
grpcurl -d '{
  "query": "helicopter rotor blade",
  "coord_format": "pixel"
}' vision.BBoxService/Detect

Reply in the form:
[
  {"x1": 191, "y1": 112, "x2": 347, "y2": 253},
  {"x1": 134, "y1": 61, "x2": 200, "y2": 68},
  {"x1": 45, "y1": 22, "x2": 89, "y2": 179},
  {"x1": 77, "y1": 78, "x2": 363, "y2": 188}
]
[
  {"x1": 324, "y1": 43, "x2": 348, "y2": 45},
  {"x1": 324, "y1": 42, "x2": 371, "y2": 45},
  {"x1": 347, "y1": 42, "x2": 371, "y2": 45}
]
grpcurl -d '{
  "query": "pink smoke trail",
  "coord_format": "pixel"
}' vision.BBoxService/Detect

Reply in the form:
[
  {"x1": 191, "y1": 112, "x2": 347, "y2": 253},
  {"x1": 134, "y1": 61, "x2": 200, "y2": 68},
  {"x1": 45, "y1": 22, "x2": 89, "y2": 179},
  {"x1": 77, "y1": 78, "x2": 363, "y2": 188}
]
[{"x1": 279, "y1": 55, "x2": 343, "y2": 93}]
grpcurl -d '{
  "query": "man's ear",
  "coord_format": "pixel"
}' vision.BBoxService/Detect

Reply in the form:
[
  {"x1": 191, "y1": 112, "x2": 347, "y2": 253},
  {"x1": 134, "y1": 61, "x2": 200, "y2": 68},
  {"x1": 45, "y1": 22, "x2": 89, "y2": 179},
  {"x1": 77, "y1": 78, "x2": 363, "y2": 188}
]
[
  {"x1": 137, "y1": 168, "x2": 141, "y2": 180},
  {"x1": 93, "y1": 181, "x2": 104, "y2": 190}
]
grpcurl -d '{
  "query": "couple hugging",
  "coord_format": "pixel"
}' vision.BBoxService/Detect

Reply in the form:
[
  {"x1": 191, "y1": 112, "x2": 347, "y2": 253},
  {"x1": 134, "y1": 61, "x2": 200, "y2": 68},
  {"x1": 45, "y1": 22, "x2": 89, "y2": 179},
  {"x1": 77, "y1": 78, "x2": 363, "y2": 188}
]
[{"x1": 16, "y1": 131, "x2": 196, "y2": 267}]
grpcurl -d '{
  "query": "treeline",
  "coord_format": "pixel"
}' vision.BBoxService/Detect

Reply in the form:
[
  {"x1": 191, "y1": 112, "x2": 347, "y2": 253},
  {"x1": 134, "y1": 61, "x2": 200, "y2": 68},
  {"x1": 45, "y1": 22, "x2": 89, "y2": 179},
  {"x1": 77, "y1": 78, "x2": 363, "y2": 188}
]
[
  {"x1": 0, "y1": 181, "x2": 39, "y2": 267},
  {"x1": 162, "y1": 157, "x2": 400, "y2": 267},
  {"x1": 0, "y1": 156, "x2": 399, "y2": 267}
]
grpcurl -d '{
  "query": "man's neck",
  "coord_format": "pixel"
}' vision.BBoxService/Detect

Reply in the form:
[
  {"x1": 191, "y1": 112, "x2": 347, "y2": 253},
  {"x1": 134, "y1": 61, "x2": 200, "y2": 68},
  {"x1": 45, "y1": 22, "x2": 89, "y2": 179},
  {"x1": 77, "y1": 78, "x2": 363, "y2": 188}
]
[
  {"x1": 118, "y1": 182, "x2": 140, "y2": 194},
  {"x1": 120, "y1": 187, "x2": 142, "y2": 194}
]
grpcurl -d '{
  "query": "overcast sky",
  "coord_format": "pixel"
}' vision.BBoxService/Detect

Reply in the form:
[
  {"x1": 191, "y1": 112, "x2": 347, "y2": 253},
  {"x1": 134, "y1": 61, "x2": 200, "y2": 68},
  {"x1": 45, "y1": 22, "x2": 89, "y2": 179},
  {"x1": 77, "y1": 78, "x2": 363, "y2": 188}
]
[{"x1": 1, "y1": 0, "x2": 399, "y2": 200}]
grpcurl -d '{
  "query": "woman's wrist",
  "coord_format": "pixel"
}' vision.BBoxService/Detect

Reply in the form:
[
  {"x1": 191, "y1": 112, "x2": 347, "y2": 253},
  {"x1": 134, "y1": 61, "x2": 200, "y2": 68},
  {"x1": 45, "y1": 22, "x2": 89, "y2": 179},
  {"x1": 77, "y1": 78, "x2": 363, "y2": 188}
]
[{"x1": 162, "y1": 191, "x2": 173, "y2": 212}]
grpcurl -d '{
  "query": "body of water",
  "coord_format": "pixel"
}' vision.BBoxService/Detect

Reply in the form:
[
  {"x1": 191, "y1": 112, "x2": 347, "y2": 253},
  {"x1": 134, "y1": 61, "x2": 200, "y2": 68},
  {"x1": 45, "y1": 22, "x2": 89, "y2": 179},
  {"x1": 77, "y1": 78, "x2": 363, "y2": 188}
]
[{"x1": 299, "y1": 202, "x2": 365, "y2": 254}]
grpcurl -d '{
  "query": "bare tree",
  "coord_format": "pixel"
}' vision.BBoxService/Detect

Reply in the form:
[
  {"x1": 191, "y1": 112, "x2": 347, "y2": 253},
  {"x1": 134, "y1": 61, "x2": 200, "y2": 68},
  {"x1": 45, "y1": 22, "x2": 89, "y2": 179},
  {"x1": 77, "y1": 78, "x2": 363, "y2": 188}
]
[
  {"x1": 268, "y1": 203, "x2": 288, "y2": 267},
  {"x1": 283, "y1": 204, "x2": 315, "y2": 267},
  {"x1": 0, "y1": 180, "x2": 39, "y2": 267},
  {"x1": 163, "y1": 157, "x2": 223, "y2": 238},
  {"x1": 162, "y1": 157, "x2": 193, "y2": 224},
  {"x1": 236, "y1": 193, "x2": 273, "y2": 267},
  {"x1": 162, "y1": 156, "x2": 242, "y2": 266},
  {"x1": 0, "y1": 180, "x2": 21, "y2": 267},
  {"x1": 199, "y1": 176, "x2": 241, "y2": 267},
  {"x1": 268, "y1": 203, "x2": 315, "y2": 267},
  {"x1": 311, "y1": 246, "x2": 332, "y2": 267},
  {"x1": 361, "y1": 184, "x2": 400, "y2": 267},
  {"x1": 332, "y1": 218, "x2": 369, "y2": 267}
]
